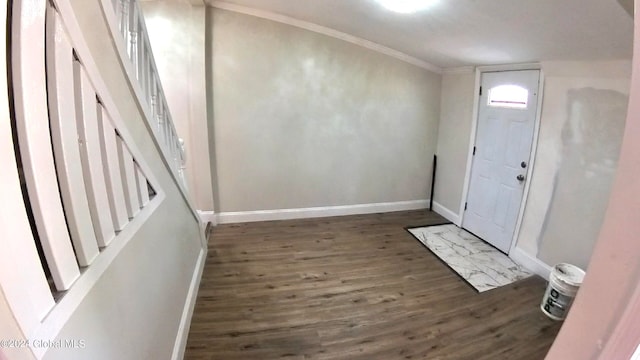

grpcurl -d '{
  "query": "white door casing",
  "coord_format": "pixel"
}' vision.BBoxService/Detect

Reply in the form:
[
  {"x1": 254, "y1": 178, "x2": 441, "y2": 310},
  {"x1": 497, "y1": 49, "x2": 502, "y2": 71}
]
[{"x1": 463, "y1": 70, "x2": 540, "y2": 253}]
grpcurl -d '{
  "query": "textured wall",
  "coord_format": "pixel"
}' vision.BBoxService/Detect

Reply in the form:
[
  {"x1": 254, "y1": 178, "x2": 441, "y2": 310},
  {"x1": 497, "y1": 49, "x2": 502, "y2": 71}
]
[
  {"x1": 209, "y1": 8, "x2": 441, "y2": 212},
  {"x1": 433, "y1": 71, "x2": 476, "y2": 214},
  {"x1": 517, "y1": 60, "x2": 631, "y2": 270}
]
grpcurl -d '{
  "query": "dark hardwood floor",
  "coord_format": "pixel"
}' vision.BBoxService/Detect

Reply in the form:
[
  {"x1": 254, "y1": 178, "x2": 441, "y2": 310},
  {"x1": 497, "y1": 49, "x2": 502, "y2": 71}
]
[{"x1": 185, "y1": 210, "x2": 561, "y2": 360}]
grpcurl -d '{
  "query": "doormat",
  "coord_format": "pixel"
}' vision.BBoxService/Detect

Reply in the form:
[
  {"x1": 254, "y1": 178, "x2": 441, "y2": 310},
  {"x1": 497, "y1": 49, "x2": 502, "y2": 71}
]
[{"x1": 406, "y1": 224, "x2": 531, "y2": 292}]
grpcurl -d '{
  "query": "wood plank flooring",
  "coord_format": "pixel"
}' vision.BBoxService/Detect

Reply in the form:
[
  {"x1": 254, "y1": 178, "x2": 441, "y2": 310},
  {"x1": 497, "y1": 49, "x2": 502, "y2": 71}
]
[{"x1": 185, "y1": 210, "x2": 561, "y2": 360}]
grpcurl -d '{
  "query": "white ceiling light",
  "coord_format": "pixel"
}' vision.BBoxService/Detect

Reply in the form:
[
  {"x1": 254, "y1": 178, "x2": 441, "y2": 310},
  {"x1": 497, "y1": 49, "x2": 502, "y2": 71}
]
[{"x1": 375, "y1": 0, "x2": 438, "y2": 14}]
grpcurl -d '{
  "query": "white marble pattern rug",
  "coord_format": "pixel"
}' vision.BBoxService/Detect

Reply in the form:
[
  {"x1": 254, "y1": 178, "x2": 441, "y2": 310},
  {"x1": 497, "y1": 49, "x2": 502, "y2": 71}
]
[{"x1": 407, "y1": 224, "x2": 531, "y2": 292}]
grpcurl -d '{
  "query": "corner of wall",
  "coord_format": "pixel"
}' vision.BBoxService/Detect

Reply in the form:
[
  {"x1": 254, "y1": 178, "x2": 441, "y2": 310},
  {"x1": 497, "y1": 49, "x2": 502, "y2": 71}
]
[
  {"x1": 431, "y1": 201, "x2": 460, "y2": 225},
  {"x1": 197, "y1": 210, "x2": 217, "y2": 226},
  {"x1": 509, "y1": 246, "x2": 552, "y2": 280}
]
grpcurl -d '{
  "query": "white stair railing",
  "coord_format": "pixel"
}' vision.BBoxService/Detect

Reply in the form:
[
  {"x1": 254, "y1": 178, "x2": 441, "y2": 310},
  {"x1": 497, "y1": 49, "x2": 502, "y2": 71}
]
[
  {"x1": 106, "y1": 0, "x2": 188, "y2": 188},
  {"x1": 5, "y1": 1, "x2": 165, "y2": 357}
]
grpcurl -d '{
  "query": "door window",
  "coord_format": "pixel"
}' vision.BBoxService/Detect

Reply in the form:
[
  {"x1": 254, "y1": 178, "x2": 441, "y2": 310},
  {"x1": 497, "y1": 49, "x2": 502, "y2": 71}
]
[{"x1": 488, "y1": 85, "x2": 528, "y2": 109}]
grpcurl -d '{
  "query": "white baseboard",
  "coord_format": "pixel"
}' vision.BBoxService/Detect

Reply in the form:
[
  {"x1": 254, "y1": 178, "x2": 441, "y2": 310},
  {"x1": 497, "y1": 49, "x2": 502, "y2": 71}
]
[
  {"x1": 216, "y1": 199, "x2": 430, "y2": 224},
  {"x1": 432, "y1": 201, "x2": 461, "y2": 225},
  {"x1": 171, "y1": 247, "x2": 207, "y2": 360},
  {"x1": 197, "y1": 210, "x2": 217, "y2": 226},
  {"x1": 509, "y1": 246, "x2": 552, "y2": 280}
]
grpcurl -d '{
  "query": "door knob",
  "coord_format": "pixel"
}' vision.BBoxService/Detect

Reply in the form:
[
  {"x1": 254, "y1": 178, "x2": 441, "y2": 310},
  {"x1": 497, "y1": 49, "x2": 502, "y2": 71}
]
[{"x1": 516, "y1": 174, "x2": 525, "y2": 182}]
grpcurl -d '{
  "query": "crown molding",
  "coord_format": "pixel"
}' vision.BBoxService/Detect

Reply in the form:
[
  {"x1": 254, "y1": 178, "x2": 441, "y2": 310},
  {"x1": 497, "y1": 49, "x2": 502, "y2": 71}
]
[
  {"x1": 477, "y1": 62, "x2": 541, "y2": 72},
  {"x1": 442, "y1": 66, "x2": 475, "y2": 74},
  {"x1": 207, "y1": 0, "x2": 442, "y2": 74}
]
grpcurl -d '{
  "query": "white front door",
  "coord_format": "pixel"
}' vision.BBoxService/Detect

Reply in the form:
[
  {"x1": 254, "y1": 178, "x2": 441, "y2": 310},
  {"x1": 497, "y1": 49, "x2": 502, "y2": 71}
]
[{"x1": 462, "y1": 70, "x2": 540, "y2": 253}]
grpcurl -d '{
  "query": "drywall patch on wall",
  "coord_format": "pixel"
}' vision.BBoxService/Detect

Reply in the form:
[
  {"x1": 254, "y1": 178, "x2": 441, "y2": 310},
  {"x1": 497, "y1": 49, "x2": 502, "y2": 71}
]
[
  {"x1": 537, "y1": 88, "x2": 627, "y2": 269},
  {"x1": 514, "y1": 60, "x2": 631, "y2": 268},
  {"x1": 210, "y1": 8, "x2": 441, "y2": 213}
]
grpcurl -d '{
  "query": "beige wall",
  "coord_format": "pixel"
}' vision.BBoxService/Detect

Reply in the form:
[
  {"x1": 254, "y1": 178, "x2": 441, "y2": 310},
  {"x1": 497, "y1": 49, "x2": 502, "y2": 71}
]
[
  {"x1": 142, "y1": 2, "x2": 214, "y2": 212},
  {"x1": 433, "y1": 71, "x2": 476, "y2": 214},
  {"x1": 209, "y1": 8, "x2": 441, "y2": 212},
  {"x1": 517, "y1": 60, "x2": 630, "y2": 270},
  {"x1": 40, "y1": 1, "x2": 203, "y2": 359}
]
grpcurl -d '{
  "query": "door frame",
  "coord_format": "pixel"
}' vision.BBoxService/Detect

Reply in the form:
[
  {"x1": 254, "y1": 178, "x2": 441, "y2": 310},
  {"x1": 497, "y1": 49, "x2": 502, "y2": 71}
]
[{"x1": 457, "y1": 63, "x2": 545, "y2": 255}]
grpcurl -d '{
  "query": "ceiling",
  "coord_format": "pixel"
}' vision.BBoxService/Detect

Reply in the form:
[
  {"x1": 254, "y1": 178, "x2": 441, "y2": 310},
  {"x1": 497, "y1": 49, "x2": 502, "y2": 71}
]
[{"x1": 201, "y1": 0, "x2": 633, "y2": 69}]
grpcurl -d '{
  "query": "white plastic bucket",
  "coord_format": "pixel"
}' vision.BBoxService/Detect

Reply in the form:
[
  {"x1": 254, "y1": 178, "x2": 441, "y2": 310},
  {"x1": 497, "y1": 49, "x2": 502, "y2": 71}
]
[{"x1": 540, "y1": 263, "x2": 585, "y2": 320}]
